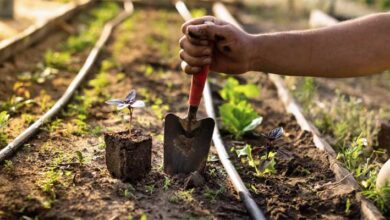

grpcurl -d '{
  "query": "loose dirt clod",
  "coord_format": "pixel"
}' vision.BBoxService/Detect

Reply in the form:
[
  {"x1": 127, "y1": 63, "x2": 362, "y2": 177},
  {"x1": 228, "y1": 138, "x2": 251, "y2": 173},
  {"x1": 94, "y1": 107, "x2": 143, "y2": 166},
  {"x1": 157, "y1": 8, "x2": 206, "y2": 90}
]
[
  {"x1": 184, "y1": 171, "x2": 206, "y2": 189},
  {"x1": 104, "y1": 129, "x2": 152, "y2": 182},
  {"x1": 378, "y1": 120, "x2": 390, "y2": 154}
]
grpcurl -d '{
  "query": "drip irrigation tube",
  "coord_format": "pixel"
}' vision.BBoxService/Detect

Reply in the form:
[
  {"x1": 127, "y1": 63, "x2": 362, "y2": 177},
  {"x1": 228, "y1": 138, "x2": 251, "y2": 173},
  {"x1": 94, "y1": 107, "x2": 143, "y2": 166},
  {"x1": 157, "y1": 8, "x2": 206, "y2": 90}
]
[
  {"x1": 0, "y1": 1, "x2": 134, "y2": 162},
  {"x1": 175, "y1": 1, "x2": 266, "y2": 220}
]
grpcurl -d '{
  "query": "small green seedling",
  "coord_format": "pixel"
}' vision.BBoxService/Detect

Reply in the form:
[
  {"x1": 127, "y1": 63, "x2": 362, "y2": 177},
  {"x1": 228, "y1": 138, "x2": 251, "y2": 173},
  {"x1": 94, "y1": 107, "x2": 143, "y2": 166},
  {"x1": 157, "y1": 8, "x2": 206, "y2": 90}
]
[
  {"x1": 163, "y1": 176, "x2": 171, "y2": 191},
  {"x1": 236, "y1": 138, "x2": 279, "y2": 177},
  {"x1": 75, "y1": 151, "x2": 84, "y2": 164},
  {"x1": 145, "y1": 184, "x2": 155, "y2": 195},
  {"x1": 106, "y1": 90, "x2": 145, "y2": 132},
  {"x1": 236, "y1": 144, "x2": 263, "y2": 176}
]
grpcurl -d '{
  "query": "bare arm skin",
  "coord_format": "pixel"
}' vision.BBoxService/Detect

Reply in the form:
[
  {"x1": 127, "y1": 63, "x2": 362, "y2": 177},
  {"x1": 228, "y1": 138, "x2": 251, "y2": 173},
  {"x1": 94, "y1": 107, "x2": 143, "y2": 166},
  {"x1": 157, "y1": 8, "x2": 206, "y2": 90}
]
[{"x1": 180, "y1": 13, "x2": 390, "y2": 77}]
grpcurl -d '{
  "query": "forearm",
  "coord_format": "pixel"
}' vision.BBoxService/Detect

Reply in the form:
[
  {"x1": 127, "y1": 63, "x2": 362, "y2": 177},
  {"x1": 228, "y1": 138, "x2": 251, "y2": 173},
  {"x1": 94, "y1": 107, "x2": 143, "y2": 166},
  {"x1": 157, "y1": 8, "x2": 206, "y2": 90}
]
[{"x1": 249, "y1": 13, "x2": 390, "y2": 77}]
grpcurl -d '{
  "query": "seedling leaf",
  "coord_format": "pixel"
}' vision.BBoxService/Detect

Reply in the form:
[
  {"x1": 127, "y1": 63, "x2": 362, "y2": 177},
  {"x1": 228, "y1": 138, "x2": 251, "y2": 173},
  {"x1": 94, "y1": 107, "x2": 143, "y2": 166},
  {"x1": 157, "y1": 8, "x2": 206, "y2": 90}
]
[
  {"x1": 220, "y1": 77, "x2": 260, "y2": 104},
  {"x1": 125, "y1": 90, "x2": 136, "y2": 103},
  {"x1": 106, "y1": 89, "x2": 146, "y2": 132},
  {"x1": 131, "y1": 100, "x2": 145, "y2": 108},
  {"x1": 267, "y1": 127, "x2": 284, "y2": 140},
  {"x1": 243, "y1": 117, "x2": 263, "y2": 133}
]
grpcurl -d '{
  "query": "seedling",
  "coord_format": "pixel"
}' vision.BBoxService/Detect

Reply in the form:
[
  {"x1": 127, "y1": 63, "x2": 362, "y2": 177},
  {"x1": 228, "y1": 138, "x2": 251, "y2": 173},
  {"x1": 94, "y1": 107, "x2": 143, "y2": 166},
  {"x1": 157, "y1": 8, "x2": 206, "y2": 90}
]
[
  {"x1": 106, "y1": 90, "x2": 145, "y2": 132},
  {"x1": 236, "y1": 144, "x2": 277, "y2": 176},
  {"x1": 3, "y1": 160, "x2": 13, "y2": 171},
  {"x1": 264, "y1": 127, "x2": 284, "y2": 159},
  {"x1": 75, "y1": 151, "x2": 84, "y2": 164},
  {"x1": 145, "y1": 184, "x2": 155, "y2": 195},
  {"x1": 219, "y1": 101, "x2": 263, "y2": 139},
  {"x1": 203, "y1": 186, "x2": 226, "y2": 202},
  {"x1": 163, "y1": 176, "x2": 171, "y2": 191},
  {"x1": 104, "y1": 90, "x2": 152, "y2": 181}
]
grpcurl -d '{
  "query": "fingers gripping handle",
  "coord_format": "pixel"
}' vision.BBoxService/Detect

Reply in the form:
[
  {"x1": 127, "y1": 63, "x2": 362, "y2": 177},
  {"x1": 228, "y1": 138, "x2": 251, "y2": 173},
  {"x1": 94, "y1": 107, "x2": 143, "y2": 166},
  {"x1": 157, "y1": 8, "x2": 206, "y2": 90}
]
[
  {"x1": 189, "y1": 66, "x2": 209, "y2": 106},
  {"x1": 188, "y1": 21, "x2": 214, "y2": 107}
]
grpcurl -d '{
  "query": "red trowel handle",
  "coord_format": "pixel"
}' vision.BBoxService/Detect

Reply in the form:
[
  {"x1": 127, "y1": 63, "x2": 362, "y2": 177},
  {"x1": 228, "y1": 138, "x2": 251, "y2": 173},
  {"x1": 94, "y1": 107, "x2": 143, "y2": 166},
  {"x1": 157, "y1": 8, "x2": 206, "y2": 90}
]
[{"x1": 188, "y1": 65, "x2": 209, "y2": 106}]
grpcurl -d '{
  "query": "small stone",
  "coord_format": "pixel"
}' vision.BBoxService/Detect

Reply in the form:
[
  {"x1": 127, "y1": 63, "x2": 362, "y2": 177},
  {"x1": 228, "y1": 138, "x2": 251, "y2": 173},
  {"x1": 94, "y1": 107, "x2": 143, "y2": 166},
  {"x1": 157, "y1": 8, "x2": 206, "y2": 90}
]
[{"x1": 184, "y1": 171, "x2": 205, "y2": 189}]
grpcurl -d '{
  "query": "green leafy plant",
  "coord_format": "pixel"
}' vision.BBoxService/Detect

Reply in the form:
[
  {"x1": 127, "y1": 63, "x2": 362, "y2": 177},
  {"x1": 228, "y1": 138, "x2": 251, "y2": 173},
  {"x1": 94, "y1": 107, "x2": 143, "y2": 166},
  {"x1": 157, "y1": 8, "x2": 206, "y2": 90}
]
[
  {"x1": 219, "y1": 101, "x2": 262, "y2": 139},
  {"x1": 220, "y1": 77, "x2": 260, "y2": 105}
]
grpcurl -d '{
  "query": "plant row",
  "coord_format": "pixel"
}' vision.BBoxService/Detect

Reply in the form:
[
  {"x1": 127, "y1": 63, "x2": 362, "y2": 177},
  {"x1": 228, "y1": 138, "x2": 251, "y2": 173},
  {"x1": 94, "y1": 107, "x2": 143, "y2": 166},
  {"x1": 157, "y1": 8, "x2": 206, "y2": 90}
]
[{"x1": 287, "y1": 76, "x2": 390, "y2": 216}]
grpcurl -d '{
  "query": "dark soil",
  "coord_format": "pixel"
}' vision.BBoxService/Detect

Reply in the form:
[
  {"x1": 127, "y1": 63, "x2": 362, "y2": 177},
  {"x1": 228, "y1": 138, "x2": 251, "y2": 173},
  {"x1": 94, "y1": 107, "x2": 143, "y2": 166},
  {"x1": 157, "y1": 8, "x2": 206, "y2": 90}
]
[
  {"x1": 104, "y1": 129, "x2": 152, "y2": 182},
  {"x1": 0, "y1": 5, "x2": 361, "y2": 220}
]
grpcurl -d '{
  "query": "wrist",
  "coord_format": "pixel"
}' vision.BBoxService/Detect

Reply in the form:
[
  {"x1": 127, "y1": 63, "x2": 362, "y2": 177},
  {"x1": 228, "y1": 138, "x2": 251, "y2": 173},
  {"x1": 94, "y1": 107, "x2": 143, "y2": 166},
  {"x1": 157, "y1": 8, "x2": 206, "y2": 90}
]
[{"x1": 246, "y1": 34, "x2": 263, "y2": 72}]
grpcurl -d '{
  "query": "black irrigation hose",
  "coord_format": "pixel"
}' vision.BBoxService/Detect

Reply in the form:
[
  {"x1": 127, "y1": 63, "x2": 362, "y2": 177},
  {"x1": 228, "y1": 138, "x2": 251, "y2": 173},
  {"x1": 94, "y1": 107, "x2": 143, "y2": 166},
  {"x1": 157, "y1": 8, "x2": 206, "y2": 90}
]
[
  {"x1": 0, "y1": 1, "x2": 134, "y2": 162},
  {"x1": 175, "y1": 1, "x2": 267, "y2": 220}
]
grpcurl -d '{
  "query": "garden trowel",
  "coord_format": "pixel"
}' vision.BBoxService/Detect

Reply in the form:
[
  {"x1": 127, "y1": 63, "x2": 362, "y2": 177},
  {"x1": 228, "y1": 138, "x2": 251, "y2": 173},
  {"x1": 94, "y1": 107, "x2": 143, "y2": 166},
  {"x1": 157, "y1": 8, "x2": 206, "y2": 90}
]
[{"x1": 164, "y1": 66, "x2": 215, "y2": 175}]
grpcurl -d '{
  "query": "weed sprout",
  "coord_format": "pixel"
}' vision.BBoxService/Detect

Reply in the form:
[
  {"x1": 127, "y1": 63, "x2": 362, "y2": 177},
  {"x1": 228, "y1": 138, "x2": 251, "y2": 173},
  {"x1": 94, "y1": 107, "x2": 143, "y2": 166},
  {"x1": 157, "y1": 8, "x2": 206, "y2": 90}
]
[{"x1": 106, "y1": 90, "x2": 145, "y2": 132}]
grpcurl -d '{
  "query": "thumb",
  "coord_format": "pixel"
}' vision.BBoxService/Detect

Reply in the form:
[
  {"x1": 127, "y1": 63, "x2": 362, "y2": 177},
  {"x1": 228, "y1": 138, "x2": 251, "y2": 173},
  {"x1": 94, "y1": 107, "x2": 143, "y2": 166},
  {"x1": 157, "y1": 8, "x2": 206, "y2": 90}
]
[{"x1": 187, "y1": 23, "x2": 229, "y2": 41}]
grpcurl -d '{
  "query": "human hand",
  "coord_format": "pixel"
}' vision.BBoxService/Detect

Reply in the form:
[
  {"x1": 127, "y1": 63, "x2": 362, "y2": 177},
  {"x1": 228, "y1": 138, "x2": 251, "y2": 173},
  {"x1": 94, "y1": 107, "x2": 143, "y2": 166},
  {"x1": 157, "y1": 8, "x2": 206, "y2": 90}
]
[{"x1": 180, "y1": 16, "x2": 254, "y2": 75}]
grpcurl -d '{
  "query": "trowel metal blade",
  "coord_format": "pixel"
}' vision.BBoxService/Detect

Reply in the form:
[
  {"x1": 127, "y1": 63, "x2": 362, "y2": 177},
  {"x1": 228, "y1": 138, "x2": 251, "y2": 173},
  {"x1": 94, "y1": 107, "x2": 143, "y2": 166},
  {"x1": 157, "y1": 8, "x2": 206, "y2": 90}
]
[{"x1": 164, "y1": 113, "x2": 215, "y2": 175}]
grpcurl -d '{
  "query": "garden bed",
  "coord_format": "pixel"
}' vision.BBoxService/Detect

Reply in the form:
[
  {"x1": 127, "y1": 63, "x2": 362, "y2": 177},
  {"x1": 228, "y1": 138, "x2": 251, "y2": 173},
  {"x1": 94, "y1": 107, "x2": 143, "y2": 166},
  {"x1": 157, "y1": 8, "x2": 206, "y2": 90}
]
[
  {"x1": 234, "y1": 2, "x2": 389, "y2": 218},
  {"x1": 0, "y1": 4, "x2": 368, "y2": 220}
]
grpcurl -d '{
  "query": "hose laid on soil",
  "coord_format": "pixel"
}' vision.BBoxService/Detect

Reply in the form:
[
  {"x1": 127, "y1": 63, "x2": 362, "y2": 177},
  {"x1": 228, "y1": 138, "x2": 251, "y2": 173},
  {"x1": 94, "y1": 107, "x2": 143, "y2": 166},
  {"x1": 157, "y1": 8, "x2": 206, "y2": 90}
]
[
  {"x1": 175, "y1": 1, "x2": 266, "y2": 220},
  {"x1": 0, "y1": 1, "x2": 134, "y2": 162}
]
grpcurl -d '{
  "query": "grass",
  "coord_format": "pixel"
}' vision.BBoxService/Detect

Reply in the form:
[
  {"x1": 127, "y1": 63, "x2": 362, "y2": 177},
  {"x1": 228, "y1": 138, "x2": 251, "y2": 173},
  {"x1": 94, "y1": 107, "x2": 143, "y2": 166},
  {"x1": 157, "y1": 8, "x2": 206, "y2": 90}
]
[
  {"x1": 0, "y1": 111, "x2": 9, "y2": 148},
  {"x1": 203, "y1": 186, "x2": 226, "y2": 203},
  {"x1": 138, "y1": 88, "x2": 169, "y2": 120},
  {"x1": 163, "y1": 176, "x2": 171, "y2": 191},
  {"x1": 60, "y1": 59, "x2": 114, "y2": 136},
  {"x1": 169, "y1": 189, "x2": 195, "y2": 204}
]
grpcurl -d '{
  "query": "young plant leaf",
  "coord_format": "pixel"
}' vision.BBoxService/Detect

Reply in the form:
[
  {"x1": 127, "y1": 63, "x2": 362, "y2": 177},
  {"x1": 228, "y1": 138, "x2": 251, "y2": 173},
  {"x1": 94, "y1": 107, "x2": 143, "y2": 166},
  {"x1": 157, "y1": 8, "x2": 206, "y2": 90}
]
[
  {"x1": 220, "y1": 77, "x2": 260, "y2": 104},
  {"x1": 0, "y1": 111, "x2": 10, "y2": 129},
  {"x1": 267, "y1": 127, "x2": 284, "y2": 140},
  {"x1": 125, "y1": 90, "x2": 136, "y2": 103},
  {"x1": 106, "y1": 89, "x2": 146, "y2": 131},
  {"x1": 130, "y1": 100, "x2": 145, "y2": 108},
  {"x1": 236, "y1": 144, "x2": 251, "y2": 158},
  {"x1": 106, "y1": 90, "x2": 145, "y2": 110},
  {"x1": 243, "y1": 117, "x2": 263, "y2": 133}
]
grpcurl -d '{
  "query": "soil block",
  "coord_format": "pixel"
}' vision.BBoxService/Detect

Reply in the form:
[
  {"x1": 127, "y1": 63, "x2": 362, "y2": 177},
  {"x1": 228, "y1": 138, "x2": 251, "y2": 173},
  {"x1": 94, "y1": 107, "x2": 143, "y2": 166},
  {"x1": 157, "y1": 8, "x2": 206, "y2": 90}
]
[{"x1": 104, "y1": 129, "x2": 152, "y2": 182}]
